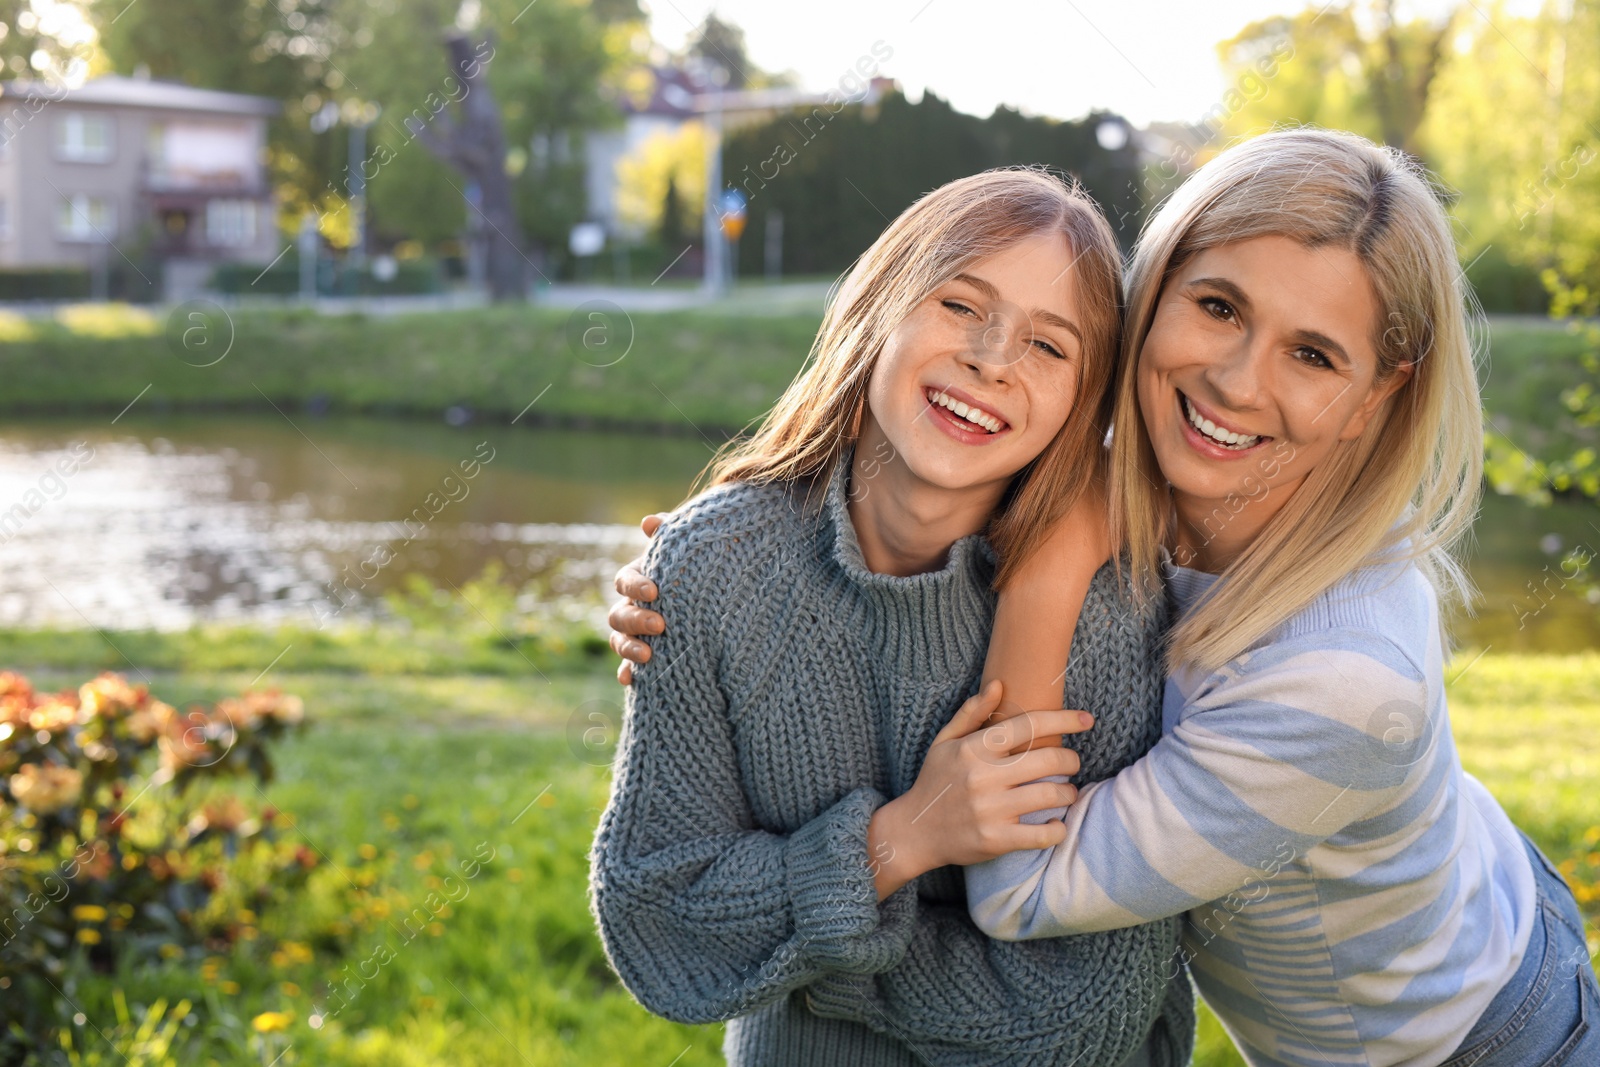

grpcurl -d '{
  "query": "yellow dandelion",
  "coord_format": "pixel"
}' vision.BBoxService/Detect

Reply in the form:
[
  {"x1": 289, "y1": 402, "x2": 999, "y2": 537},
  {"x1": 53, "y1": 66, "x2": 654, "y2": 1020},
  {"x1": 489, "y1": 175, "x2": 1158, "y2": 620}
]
[
  {"x1": 280, "y1": 981, "x2": 301, "y2": 997},
  {"x1": 507, "y1": 868, "x2": 523, "y2": 883},
  {"x1": 427, "y1": 922, "x2": 444, "y2": 937},
  {"x1": 251, "y1": 1011, "x2": 291, "y2": 1033},
  {"x1": 357, "y1": 843, "x2": 378, "y2": 861},
  {"x1": 159, "y1": 943, "x2": 183, "y2": 959},
  {"x1": 76, "y1": 928, "x2": 101, "y2": 945},
  {"x1": 71, "y1": 905, "x2": 107, "y2": 923},
  {"x1": 220, "y1": 980, "x2": 241, "y2": 995}
]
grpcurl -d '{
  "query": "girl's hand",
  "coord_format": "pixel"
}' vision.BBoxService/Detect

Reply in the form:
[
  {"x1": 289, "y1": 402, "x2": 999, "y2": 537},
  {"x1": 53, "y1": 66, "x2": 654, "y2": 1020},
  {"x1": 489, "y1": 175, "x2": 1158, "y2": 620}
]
[
  {"x1": 609, "y1": 514, "x2": 669, "y2": 685},
  {"x1": 867, "y1": 680, "x2": 1092, "y2": 899}
]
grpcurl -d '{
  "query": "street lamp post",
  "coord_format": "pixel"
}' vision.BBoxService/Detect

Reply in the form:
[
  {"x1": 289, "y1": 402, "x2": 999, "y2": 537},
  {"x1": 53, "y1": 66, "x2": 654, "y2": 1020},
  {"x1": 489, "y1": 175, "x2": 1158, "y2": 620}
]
[{"x1": 701, "y1": 63, "x2": 729, "y2": 296}]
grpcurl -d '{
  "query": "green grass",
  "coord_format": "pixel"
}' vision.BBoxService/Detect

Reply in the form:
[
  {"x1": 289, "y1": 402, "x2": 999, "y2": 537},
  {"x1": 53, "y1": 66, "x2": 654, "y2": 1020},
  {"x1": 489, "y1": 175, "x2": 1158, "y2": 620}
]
[
  {"x1": 1, "y1": 307, "x2": 1593, "y2": 461},
  {"x1": 0, "y1": 304, "x2": 820, "y2": 435},
  {"x1": 10, "y1": 642, "x2": 1600, "y2": 1065}
]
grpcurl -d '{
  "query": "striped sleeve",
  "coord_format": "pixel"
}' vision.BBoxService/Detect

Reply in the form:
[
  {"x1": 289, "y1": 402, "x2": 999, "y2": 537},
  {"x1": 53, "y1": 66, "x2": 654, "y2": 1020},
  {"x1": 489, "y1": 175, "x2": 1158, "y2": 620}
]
[{"x1": 967, "y1": 628, "x2": 1432, "y2": 939}]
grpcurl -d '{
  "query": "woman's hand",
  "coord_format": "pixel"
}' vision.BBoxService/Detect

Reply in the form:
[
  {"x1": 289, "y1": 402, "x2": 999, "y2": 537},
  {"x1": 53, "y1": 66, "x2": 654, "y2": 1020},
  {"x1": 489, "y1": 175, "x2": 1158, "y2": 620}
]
[
  {"x1": 609, "y1": 514, "x2": 669, "y2": 685},
  {"x1": 867, "y1": 680, "x2": 1092, "y2": 899}
]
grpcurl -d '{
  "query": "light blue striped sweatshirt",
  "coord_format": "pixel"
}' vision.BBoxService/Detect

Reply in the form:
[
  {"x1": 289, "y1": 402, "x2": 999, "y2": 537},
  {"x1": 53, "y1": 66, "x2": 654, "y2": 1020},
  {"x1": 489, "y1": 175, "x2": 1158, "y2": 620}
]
[{"x1": 967, "y1": 555, "x2": 1537, "y2": 1067}]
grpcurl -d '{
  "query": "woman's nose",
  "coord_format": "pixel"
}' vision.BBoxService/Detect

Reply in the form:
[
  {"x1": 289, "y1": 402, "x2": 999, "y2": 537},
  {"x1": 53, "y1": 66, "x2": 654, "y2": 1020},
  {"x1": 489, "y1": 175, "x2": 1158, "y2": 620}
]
[{"x1": 1204, "y1": 338, "x2": 1266, "y2": 410}]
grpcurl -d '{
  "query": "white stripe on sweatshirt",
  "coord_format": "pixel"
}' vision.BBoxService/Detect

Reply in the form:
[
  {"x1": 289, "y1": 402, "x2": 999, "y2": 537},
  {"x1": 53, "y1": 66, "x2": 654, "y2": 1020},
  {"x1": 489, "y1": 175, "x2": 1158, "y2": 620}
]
[{"x1": 967, "y1": 557, "x2": 1536, "y2": 1067}]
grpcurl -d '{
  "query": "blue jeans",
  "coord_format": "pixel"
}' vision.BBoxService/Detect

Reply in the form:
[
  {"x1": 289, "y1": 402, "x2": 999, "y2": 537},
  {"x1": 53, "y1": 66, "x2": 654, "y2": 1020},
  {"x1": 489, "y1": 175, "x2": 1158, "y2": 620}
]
[{"x1": 1439, "y1": 829, "x2": 1600, "y2": 1066}]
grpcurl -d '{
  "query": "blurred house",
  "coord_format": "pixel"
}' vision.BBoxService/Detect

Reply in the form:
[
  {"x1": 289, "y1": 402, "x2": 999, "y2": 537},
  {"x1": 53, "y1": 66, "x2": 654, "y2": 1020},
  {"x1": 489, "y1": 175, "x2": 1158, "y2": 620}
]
[
  {"x1": 0, "y1": 72, "x2": 279, "y2": 299},
  {"x1": 583, "y1": 65, "x2": 893, "y2": 238}
]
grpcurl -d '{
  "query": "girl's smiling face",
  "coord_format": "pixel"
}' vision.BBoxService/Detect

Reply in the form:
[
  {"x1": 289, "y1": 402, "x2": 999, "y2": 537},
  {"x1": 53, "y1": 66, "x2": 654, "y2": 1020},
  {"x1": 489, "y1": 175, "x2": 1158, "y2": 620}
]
[
  {"x1": 858, "y1": 231, "x2": 1086, "y2": 497},
  {"x1": 1137, "y1": 234, "x2": 1411, "y2": 563}
]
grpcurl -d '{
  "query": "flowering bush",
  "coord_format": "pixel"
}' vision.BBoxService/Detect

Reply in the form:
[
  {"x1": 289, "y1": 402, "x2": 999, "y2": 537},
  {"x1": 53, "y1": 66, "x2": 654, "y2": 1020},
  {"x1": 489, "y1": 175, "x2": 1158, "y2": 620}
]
[{"x1": 0, "y1": 672, "x2": 311, "y2": 1058}]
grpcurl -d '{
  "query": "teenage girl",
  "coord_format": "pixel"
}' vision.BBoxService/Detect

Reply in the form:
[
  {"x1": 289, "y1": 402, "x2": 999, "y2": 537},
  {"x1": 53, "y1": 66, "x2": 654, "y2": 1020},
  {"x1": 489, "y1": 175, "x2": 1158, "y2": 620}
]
[{"x1": 590, "y1": 168, "x2": 1194, "y2": 1067}]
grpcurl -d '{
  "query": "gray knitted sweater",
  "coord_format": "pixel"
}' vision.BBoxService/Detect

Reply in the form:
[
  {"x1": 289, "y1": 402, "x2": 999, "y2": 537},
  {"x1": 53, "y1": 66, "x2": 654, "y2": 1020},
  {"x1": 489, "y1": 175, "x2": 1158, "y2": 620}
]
[{"x1": 589, "y1": 454, "x2": 1196, "y2": 1066}]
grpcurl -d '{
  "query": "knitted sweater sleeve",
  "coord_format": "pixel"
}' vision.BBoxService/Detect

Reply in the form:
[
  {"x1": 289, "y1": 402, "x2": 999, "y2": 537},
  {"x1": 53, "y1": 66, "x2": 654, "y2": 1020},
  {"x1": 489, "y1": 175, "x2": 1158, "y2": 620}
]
[
  {"x1": 804, "y1": 569, "x2": 1196, "y2": 1067},
  {"x1": 588, "y1": 503, "x2": 920, "y2": 1025}
]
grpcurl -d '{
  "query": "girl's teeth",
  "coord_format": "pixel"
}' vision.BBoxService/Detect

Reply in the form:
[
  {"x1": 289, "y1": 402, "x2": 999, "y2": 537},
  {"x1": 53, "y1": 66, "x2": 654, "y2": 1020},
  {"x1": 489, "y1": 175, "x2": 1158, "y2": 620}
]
[{"x1": 927, "y1": 389, "x2": 1001, "y2": 433}]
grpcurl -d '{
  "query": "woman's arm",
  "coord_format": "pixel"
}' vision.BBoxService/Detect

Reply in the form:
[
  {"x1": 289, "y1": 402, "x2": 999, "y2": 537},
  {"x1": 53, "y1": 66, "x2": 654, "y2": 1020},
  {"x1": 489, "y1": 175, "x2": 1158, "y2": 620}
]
[
  {"x1": 967, "y1": 628, "x2": 1432, "y2": 940},
  {"x1": 981, "y1": 489, "x2": 1112, "y2": 719}
]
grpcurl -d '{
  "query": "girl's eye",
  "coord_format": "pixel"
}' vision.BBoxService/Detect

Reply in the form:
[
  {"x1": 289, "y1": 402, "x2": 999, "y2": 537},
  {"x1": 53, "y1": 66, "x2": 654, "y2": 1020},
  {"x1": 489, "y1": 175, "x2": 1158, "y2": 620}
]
[
  {"x1": 1198, "y1": 296, "x2": 1236, "y2": 322},
  {"x1": 941, "y1": 299, "x2": 977, "y2": 317},
  {"x1": 1030, "y1": 338, "x2": 1065, "y2": 359},
  {"x1": 1294, "y1": 345, "x2": 1333, "y2": 370}
]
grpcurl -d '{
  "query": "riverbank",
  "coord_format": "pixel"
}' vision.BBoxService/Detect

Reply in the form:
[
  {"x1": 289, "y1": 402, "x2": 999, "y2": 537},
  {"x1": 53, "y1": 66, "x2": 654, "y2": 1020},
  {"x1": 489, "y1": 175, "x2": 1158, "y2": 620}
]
[
  {"x1": 0, "y1": 303, "x2": 820, "y2": 436},
  {"x1": 1, "y1": 304, "x2": 1592, "y2": 455},
  {"x1": 8, "y1": 630, "x2": 1598, "y2": 1067}
]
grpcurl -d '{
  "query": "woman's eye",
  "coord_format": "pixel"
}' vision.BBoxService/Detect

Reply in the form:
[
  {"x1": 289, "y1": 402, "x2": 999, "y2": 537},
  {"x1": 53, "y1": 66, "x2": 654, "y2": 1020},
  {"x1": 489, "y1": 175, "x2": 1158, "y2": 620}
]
[
  {"x1": 1198, "y1": 296, "x2": 1236, "y2": 322},
  {"x1": 1030, "y1": 338, "x2": 1065, "y2": 359},
  {"x1": 941, "y1": 299, "x2": 977, "y2": 317},
  {"x1": 1294, "y1": 346, "x2": 1333, "y2": 369}
]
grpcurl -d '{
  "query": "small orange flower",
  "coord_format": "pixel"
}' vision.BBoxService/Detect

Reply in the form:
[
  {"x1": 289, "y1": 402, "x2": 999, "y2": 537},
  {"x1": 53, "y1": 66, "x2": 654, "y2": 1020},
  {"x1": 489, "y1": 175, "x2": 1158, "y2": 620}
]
[{"x1": 9, "y1": 763, "x2": 83, "y2": 813}]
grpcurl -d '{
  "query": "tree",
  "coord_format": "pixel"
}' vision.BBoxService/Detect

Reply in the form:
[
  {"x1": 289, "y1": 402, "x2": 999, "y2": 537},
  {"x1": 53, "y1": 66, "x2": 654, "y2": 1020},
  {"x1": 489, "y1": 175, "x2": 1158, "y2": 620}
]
[
  {"x1": 0, "y1": 0, "x2": 96, "y2": 82},
  {"x1": 659, "y1": 174, "x2": 685, "y2": 247},
  {"x1": 334, "y1": 0, "x2": 631, "y2": 292},
  {"x1": 407, "y1": 32, "x2": 529, "y2": 300},
  {"x1": 613, "y1": 120, "x2": 710, "y2": 241},
  {"x1": 1214, "y1": 1, "x2": 1458, "y2": 162},
  {"x1": 687, "y1": 13, "x2": 751, "y2": 89}
]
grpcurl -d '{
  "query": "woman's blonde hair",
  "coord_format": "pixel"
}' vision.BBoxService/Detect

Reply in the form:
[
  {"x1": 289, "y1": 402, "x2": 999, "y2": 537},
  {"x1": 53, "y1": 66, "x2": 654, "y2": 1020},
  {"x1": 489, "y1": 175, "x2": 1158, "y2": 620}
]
[
  {"x1": 704, "y1": 166, "x2": 1126, "y2": 588},
  {"x1": 1109, "y1": 127, "x2": 1484, "y2": 673}
]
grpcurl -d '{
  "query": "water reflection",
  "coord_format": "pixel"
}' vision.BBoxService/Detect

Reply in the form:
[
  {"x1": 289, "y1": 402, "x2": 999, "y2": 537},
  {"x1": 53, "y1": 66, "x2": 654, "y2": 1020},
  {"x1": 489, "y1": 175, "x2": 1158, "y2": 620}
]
[
  {"x1": 0, "y1": 416, "x2": 708, "y2": 631},
  {"x1": 0, "y1": 415, "x2": 1594, "y2": 649}
]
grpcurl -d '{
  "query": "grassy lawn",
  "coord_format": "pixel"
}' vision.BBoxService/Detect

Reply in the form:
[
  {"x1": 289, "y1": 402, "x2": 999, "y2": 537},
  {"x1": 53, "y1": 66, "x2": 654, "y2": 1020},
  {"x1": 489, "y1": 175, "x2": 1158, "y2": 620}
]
[
  {"x1": 7, "y1": 637, "x2": 1597, "y2": 1066},
  {"x1": 0, "y1": 306, "x2": 1592, "y2": 461}
]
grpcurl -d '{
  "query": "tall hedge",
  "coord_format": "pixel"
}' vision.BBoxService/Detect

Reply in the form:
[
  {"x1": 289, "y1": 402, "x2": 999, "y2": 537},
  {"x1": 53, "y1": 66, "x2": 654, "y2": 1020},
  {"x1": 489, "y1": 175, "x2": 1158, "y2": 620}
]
[{"x1": 720, "y1": 89, "x2": 1144, "y2": 278}]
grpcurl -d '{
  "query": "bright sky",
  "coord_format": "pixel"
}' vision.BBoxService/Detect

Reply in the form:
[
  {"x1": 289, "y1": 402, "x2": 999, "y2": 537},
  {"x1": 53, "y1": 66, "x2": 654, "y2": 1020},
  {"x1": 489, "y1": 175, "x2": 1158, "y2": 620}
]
[{"x1": 644, "y1": 0, "x2": 1537, "y2": 127}]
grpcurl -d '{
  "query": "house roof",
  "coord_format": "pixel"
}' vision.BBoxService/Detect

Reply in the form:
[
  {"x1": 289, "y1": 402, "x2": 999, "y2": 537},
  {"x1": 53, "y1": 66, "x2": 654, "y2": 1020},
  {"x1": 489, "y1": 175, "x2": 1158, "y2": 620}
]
[{"x1": 0, "y1": 74, "x2": 280, "y2": 117}]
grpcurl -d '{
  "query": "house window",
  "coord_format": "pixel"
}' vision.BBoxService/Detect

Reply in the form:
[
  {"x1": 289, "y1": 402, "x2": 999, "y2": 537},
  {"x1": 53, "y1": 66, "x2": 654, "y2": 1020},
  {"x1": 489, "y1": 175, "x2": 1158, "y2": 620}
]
[
  {"x1": 205, "y1": 199, "x2": 257, "y2": 247},
  {"x1": 56, "y1": 194, "x2": 116, "y2": 241},
  {"x1": 55, "y1": 112, "x2": 115, "y2": 163}
]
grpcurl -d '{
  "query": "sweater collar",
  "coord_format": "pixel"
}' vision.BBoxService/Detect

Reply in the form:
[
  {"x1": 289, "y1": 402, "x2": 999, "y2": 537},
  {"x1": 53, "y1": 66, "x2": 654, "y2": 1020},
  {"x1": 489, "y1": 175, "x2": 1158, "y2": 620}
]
[{"x1": 819, "y1": 446, "x2": 998, "y2": 595}]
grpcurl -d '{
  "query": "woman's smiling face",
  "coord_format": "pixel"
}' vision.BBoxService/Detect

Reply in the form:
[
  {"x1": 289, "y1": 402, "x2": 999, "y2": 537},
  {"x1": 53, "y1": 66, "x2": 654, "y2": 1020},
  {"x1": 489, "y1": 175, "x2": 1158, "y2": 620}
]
[
  {"x1": 860, "y1": 231, "x2": 1086, "y2": 496},
  {"x1": 1137, "y1": 234, "x2": 1410, "y2": 561}
]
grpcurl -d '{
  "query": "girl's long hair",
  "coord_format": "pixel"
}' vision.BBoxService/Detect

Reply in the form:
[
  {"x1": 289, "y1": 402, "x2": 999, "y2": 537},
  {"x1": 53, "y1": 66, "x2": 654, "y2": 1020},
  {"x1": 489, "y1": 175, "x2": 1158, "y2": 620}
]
[
  {"x1": 702, "y1": 166, "x2": 1126, "y2": 588},
  {"x1": 1109, "y1": 127, "x2": 1483, "y2": 673}
]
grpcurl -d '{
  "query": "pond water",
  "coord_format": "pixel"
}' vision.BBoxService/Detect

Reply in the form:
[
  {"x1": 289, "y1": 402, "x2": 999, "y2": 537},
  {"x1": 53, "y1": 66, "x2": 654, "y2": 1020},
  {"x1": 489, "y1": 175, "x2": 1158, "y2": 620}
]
[{"x1": 0, "y1": 415, "x2": 1595, "y2": 651}]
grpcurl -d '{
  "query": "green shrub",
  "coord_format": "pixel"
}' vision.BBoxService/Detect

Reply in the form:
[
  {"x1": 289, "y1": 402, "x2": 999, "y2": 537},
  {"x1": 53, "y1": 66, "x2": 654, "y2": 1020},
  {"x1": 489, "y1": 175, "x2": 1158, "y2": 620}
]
[{"x1": 0, "y1": 672, "x2": 340, "y2": 1061}]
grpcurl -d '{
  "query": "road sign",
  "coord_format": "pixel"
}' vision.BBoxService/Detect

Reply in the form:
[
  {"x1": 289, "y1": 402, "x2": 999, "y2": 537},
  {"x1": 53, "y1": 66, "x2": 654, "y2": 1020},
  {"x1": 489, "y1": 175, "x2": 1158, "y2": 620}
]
[{"x1": 718, "y1": 189, "x2": 747, "y2": 240}]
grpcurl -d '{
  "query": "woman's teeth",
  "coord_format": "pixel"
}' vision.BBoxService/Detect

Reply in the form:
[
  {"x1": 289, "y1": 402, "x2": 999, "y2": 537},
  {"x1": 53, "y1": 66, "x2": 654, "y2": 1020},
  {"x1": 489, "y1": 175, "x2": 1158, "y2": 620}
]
[
  {"x1": 927, "y1": 388, "x2": 1003, "y2": 433},
  {"x1": 1182, "y1": 395, "x2": 1261, "y2": 449}
]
